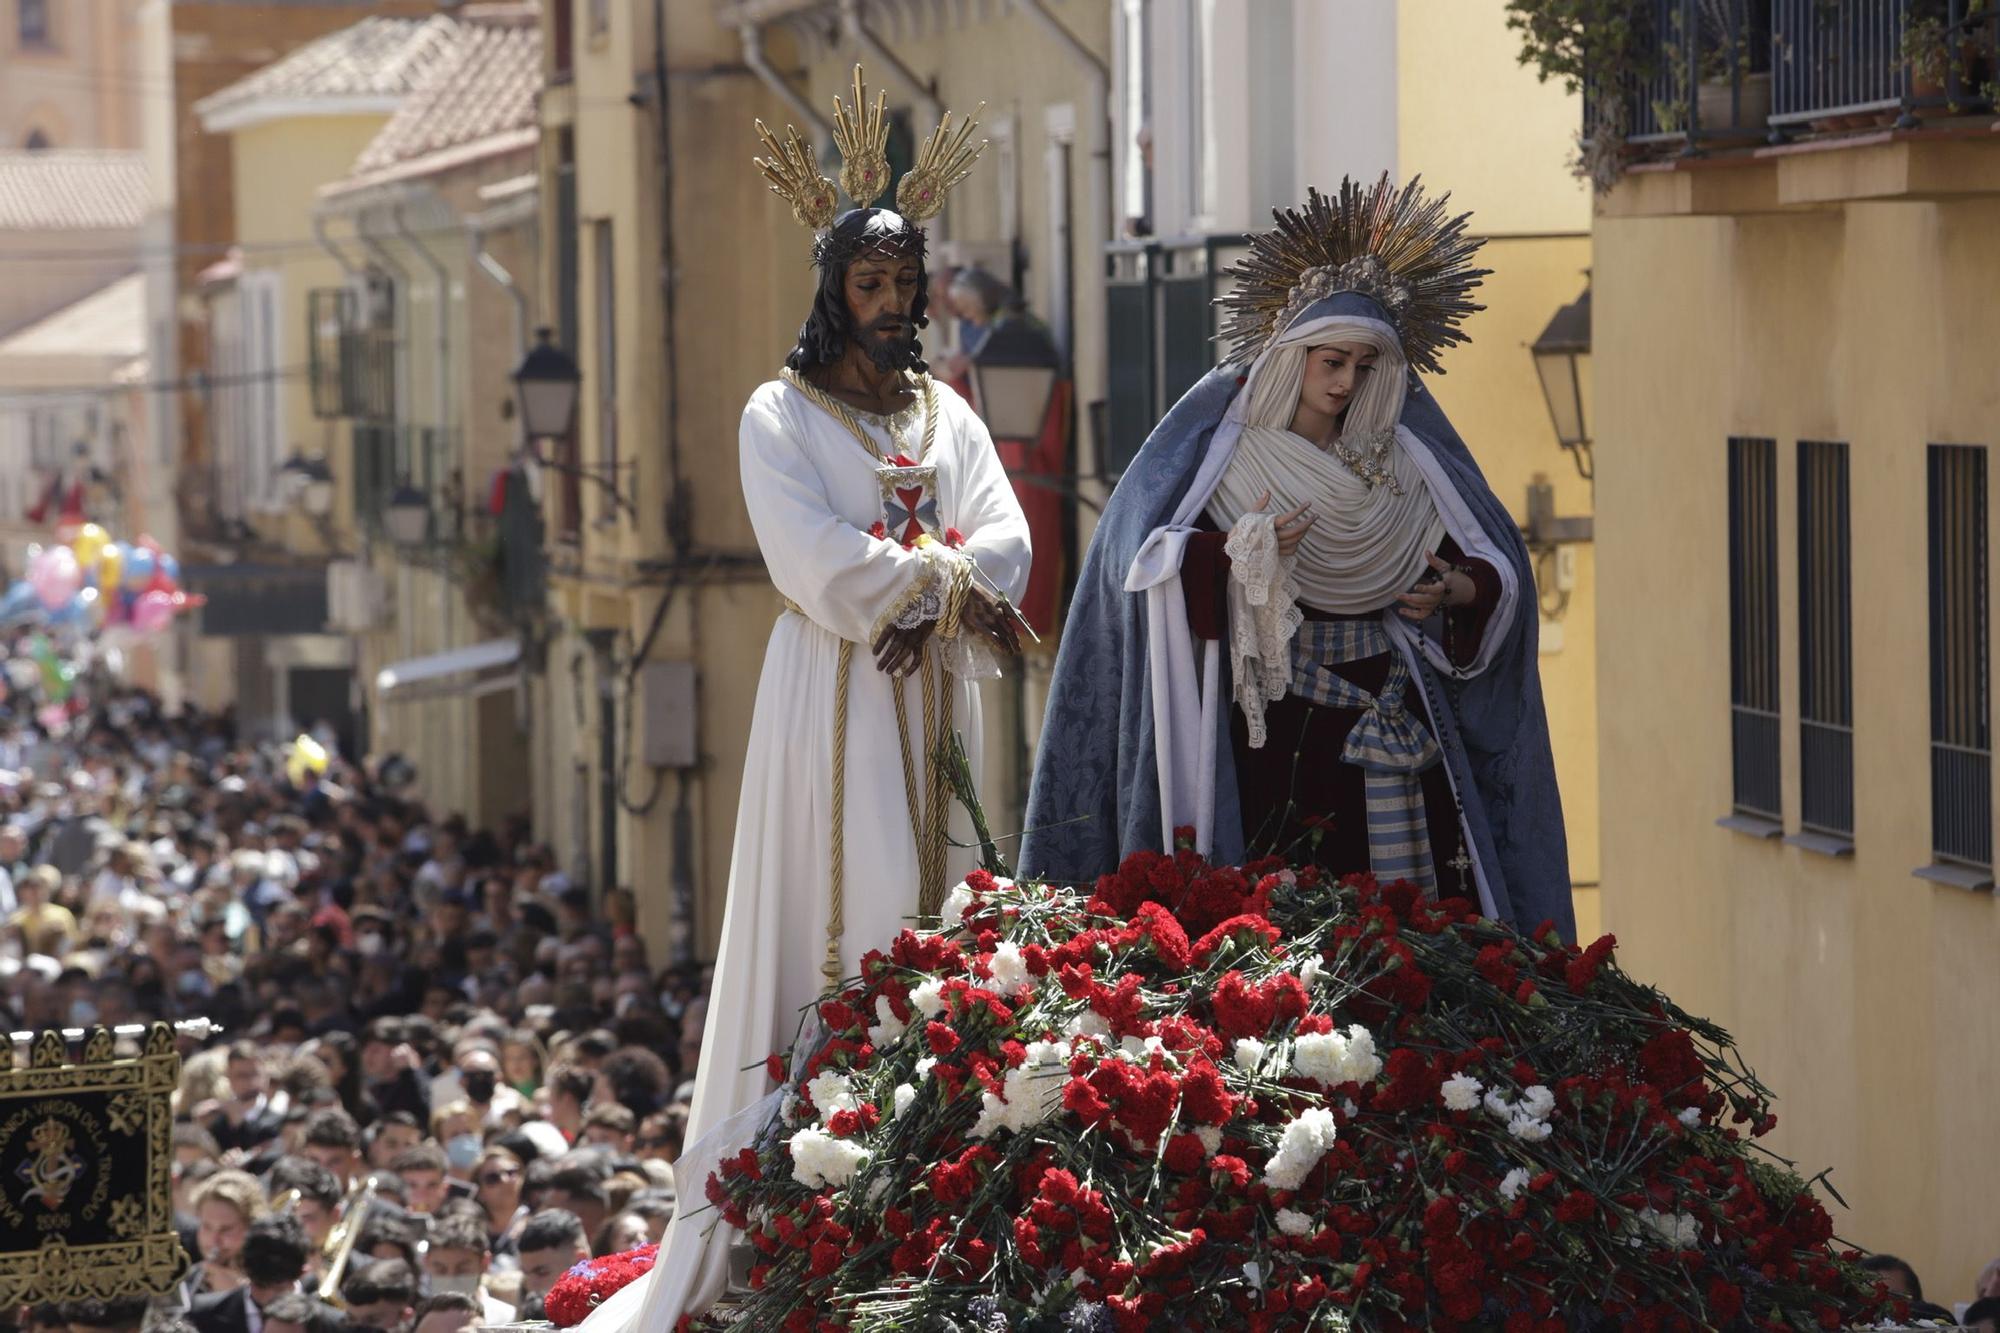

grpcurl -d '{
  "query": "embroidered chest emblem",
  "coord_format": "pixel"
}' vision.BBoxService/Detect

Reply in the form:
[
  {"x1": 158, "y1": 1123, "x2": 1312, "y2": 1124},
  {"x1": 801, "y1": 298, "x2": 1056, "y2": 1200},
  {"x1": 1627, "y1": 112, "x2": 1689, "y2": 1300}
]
[{"x1": 878, "y1": 463, "x2": 941, "y2": 545}]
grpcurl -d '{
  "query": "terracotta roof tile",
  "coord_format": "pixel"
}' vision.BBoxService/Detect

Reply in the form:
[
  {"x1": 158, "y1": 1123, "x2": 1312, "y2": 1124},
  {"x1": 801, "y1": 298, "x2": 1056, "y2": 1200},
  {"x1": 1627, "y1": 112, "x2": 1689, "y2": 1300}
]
[
  {"x1": 0, "y1": 151, "x2": 149, "y2": 231},
  {"x1": 193, "y1": 16, "x2": 466, "y2": 128},
  {"x1": 346, "y1": 16, "x2": 541, "y2": 178}
]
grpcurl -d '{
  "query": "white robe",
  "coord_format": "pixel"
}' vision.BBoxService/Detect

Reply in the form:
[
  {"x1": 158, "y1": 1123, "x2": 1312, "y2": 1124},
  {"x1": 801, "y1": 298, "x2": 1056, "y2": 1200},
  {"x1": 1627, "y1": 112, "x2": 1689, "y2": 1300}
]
[{"x1": 582, "y1": 376, "x2": 1031, "y2": 1332}]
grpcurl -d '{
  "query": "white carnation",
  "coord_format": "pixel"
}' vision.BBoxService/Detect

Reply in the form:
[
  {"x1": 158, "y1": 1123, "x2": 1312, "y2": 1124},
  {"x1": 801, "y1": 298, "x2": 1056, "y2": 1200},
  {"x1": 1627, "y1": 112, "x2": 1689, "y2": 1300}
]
[
  {"x1": 1262, "y1": 1107, "x2": 1338, "y2": 1192},
  {"x1": 892, "y1": 1083, "x2": 917, "y2": 1119},
  {"x1": 1234, "y1": 1038, "x2": 1268, "y2": 1075},
  {"x1": 867, "y1": 994, "x2": 909, "y2": 1048},
  {"x1": 1507, "y1": 1113, "x2": 1553, "y2": 1142},
  {"x1": 1291, "y1": 1026, "x2": 1381, "y2": 1086},
  {"x1": 1274, "y1": 1208, "x2": 1315, "y2": 1238},
  {"x1": 910, "y1": 979, "x2": 947, "y2": 1018},
  {"x1": 1291, "y1": 1032, "x2": 1344, "y2": 1085},
  {"x1": 1336, "y1": 1025, "x2": 1382, "y2": 1083},
  {"x1": 937, "y1": 881, "x2": 977, "y2": 929},
  {"x1": 1677, "y1": 1106, "x2": 1702, "y2": 1128},
  {"x1": 1499, "y1": 1167, "x2": 1532, "y2": 1201},
  {"x1": 1065, "y1": 1009, "x2": 1113, "y2": 1044},
  {"x1": 806, "y1": 1070, "x2": 857, "y2": 1120},
  {"x1": 1519, "y1": 1085, "x2": 1556, "y2": 1120},
  {"x1": 968, "y1": 1041, "x2": 1072, "y2": 1140},
  {"x1": 1441, "y1": 1073, "x2": 1484, "y2": 1112},
  {"x1": 914, "y1": 1056, "x2": 937, "y2": 1079},
  {"x1": 787, "y1": 1126, "x2": 869, "y2": 1191},
  {"x1": 1297, "y1": 957, "x2": 1323, "y2": 989},
  {"x1": 1195, "y1": 1126, "x2": 1223, "y2": 1156},
  {"x1": 988, "y1": 941, "x2": 1031, "y2": 992}
]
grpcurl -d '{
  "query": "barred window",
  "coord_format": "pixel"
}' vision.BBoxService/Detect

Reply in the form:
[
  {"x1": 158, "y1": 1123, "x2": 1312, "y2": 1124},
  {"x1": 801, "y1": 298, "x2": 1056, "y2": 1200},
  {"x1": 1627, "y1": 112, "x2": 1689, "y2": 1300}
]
[
  {"x1": 1928, "y1": 444, "x2": 1991, "y2": 872},
  {"x1": 1728, "y1": 437, "x2": 1781, "y2": 823},
  {"x1": 1797, "y1": 442, "x2": 1852, "y2": 843}
]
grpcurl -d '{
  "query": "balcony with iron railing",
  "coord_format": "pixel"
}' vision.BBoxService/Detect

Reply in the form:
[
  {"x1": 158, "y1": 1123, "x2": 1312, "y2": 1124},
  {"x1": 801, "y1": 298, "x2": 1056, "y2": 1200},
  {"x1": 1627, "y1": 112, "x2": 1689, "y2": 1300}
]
[
  {"x1": 352, "y1": 422, "x2": 463, "y2": 548},
  {"x1": 1581, "y1": 0, "x2": 2000, "y2": 208}
]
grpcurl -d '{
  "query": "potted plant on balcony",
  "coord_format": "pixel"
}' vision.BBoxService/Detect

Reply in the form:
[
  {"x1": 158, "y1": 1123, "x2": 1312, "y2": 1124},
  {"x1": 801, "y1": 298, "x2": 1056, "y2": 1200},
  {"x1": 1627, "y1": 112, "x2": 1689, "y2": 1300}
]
[
  {"x1": 1899, "y1": 0, "x2": 1995, "y2": 118},
  {"x1": 1654, "y1": 0, "x2": 1771, "y2": 135},
  {"x1": 1506, "y1": 0, "x2": 1662, "y2": 188}
]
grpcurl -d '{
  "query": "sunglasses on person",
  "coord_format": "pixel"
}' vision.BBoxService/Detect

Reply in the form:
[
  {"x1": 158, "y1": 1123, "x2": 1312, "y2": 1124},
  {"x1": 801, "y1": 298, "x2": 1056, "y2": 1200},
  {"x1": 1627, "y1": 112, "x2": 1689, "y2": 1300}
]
[{"x1": 477, "y1": 1167, "x2": 521, "y2": 1186}]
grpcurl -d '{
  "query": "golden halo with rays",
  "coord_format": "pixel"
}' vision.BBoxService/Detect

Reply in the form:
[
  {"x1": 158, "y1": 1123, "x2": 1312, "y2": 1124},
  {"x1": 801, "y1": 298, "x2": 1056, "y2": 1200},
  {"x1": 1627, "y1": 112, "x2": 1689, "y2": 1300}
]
[{"x1": 1216, "y1": 174, "x2": 1491, "y2": 376}]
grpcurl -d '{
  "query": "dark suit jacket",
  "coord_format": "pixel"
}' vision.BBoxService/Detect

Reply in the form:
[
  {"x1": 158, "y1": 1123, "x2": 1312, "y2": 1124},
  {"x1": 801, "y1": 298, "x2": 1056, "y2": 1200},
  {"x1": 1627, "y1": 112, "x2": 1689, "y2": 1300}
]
[{"x1": 189, "y1": 1286, "x2": 346, "y2": 1333}]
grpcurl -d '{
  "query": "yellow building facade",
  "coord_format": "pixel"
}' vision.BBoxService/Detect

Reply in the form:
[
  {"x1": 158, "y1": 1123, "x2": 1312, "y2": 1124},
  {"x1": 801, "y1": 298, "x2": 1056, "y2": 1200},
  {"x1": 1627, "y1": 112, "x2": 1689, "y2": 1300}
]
[
  {"x1": 1593, "y1": 26, "x2": 2000, "y2": 1300},
  {"x1": 533, "y1": 0, "x2": 805, "y2": 960}
]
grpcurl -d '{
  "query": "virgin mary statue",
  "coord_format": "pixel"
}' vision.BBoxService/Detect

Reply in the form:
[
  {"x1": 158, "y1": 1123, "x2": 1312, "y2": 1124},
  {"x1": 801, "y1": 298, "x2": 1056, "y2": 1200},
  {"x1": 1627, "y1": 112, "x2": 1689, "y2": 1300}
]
[{"x1": 1022, "y1": 177, "x2": 1573, "y2": 937}]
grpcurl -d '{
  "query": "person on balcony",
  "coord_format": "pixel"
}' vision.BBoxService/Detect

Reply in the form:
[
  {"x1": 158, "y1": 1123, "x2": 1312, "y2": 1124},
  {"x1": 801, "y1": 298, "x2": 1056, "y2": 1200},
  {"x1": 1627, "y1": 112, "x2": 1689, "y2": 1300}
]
[{"x1": 1023, "y1": 176, "x2": 1573, "y2": 939}]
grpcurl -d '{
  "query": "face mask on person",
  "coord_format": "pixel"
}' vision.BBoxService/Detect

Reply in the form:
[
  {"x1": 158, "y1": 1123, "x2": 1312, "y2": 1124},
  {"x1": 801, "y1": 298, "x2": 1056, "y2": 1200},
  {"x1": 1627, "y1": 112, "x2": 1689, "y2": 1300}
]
[
  {"x1": 429, "y1": 1273, "x2": 482, "y2": 1300},
  {"x1": 446, "y1": 1134, "x2": 484, "y2": 1170},
  {"x1": 461, "y1": 1070, "x2": 498, "y2": 1102},
  {"x1": 68, "y1": 1000, "x2": 97, "y2": 1027},
  {"x1": 356, "y1": 932, "x2": 384, "y2": 956}
]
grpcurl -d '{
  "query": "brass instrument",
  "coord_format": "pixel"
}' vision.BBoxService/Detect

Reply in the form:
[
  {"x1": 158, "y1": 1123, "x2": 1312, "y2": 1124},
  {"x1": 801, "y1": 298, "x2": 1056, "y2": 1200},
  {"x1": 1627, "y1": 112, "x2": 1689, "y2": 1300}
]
[{"x1": 317, "y1": 1176, "x2": 380, "y2": 1308}]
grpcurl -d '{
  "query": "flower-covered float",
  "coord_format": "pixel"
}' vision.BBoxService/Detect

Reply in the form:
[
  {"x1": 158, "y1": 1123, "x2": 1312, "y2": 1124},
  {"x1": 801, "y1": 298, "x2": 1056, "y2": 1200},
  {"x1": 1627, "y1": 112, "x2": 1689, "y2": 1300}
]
[{"x1": 610, "y1": 839, "x2": 1911, "y2": 1331}]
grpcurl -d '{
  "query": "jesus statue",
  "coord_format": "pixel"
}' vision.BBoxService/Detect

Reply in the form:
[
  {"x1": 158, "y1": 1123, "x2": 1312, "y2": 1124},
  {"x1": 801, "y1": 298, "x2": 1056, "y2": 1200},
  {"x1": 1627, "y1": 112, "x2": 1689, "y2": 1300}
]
[{"x1": 579, "y1": 71, "x2": 1030, "y2": 1330}]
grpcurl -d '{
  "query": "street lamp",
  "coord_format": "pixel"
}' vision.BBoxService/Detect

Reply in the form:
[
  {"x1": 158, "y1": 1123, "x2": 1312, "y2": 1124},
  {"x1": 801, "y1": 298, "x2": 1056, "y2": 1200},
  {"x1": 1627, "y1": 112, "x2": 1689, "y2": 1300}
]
[
  {"x1": 279, "y1": 451, "x2": 335, "y2": 518},
  {"x1": 512, "y1": 326, "x2": 582, "y2": 445},
  {"x1": 1529, "y1": 283, "x2": 1592, "y2": 482},
  {"x1": 965, "y1": 319, "x2": 1061, "y2": 440},
  {"x1": 383, "y1": 482, "x2": 431, "y2": 548},
  {"x1": 510, "y1": 326, "x2": 634, "y2": 519}
]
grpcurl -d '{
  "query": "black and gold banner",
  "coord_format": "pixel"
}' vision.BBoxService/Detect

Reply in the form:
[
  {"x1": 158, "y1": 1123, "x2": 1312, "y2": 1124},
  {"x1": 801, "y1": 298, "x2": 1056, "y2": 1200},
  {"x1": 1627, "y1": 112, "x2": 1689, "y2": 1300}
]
[{"x1": 0, "y1": 1024, "x2": 185, "y2": 1305}]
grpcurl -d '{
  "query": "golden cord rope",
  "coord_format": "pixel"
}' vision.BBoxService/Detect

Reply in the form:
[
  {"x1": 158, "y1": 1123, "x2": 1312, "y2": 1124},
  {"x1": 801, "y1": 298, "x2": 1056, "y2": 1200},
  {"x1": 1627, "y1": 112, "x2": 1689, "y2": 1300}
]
[
  {"x1": 825, "y1": 642, "x2": 853, "y2": 987},
  {"x1": 780, "y1": 368, "x2": 953, "y2": 983}
]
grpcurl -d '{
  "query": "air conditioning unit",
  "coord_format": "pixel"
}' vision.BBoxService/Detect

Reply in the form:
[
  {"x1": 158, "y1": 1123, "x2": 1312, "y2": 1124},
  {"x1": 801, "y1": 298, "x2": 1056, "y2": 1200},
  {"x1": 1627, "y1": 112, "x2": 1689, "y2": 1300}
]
[{"x1": 326, "y1": 559, "x2": 387, "y2": 632}]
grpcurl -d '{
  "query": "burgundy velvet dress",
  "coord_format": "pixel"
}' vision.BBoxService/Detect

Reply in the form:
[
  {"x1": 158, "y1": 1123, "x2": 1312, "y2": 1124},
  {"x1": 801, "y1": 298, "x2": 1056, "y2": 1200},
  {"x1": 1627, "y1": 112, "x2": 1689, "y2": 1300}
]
[{"x1": 1181, "y1": 521, "x2": 1500, "y2": 904}]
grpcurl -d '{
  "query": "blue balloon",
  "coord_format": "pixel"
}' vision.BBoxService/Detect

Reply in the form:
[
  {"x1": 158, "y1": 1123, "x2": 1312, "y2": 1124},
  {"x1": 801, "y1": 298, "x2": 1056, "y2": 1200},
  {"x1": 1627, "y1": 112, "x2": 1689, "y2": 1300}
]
[
  {"x1": 157, "y1": 553, "x2": 180, "y2": 584},
  {"x1": 122, "y1": 547, "x2": 156, "y2": 591},
  {"x1": 49, "y1": 592, "x2": 90, "y2": 627},
  {"x1": 0, "y1": 581, "x2": 42, "y2": 625}
]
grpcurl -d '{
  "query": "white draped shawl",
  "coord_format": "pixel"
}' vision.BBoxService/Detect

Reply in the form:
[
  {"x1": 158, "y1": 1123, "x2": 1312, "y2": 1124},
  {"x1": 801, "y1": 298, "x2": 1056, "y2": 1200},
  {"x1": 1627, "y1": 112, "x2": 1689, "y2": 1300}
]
[{"x1": 1124, "y1": 314, "x2": 1520, "y2": 913}]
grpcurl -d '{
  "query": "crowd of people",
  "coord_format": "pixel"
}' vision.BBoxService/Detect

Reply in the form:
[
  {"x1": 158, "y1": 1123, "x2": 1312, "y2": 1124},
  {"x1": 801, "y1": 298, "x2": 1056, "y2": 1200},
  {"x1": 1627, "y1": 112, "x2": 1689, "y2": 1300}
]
[{"x1": 0, "y1": 687, "x2": 702, "y2": 1333}]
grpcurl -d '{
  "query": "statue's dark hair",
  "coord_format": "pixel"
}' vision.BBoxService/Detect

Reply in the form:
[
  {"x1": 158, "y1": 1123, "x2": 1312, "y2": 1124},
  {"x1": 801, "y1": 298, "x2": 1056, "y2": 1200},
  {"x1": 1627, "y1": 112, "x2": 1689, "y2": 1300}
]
[{"x1": 786, "y1": 208, "x2": 931, "y2": 375}]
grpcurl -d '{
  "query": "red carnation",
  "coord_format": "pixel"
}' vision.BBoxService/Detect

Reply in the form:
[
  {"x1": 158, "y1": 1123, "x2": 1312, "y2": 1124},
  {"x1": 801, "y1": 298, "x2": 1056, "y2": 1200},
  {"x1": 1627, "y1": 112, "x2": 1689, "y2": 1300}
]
[
  {"x1": 1554, "y1": 1190, "x2": 1597, "y2": 1224},
  {"x1": 1564, "y1": 934, "x2": 1618, "y2": 992},
  {"x1": 543, "y1": 1245, "x2": 660, "y2": 1328}
]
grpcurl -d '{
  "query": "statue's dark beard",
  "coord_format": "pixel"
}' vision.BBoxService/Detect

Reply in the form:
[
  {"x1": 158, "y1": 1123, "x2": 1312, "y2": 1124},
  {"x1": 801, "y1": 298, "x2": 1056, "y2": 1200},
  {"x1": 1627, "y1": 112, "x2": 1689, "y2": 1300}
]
[{"x1": 855, "y1": 316, "x2": 919, "y2": 372}]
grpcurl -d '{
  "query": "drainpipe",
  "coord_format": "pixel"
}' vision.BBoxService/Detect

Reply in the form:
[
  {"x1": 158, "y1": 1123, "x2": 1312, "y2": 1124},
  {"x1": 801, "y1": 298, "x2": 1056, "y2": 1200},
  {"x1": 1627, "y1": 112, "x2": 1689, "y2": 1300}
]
[
  {"x1": 838, "y1": 0, "x2": 948, "y2": 235},
  {"x1": 391, "y1": 201, "x2": 452, "y2": 441},
  {"x1": 312, "y1": 211, "x2": 364, "y2": 283},
  {"x1": 740, "y1": 22, "x2": 833, "y2": 160},
  {"x1": 1009, "y1": 0, "x2": 1110, "y2": 282},
  {"x1": 354, "y1": 212, "x2": 410, "y2": 433},
  {"x1": 470, "y1": 227, "x2": 530, "y2": 460}
]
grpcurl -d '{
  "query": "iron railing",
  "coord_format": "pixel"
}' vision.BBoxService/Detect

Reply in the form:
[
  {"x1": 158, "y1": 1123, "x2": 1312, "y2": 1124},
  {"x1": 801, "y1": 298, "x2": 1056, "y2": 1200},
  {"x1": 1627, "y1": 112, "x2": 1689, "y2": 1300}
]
[
  {"x1": 1102, "y1": 234, "x2": 1249, "y2": 477},
  {"x1": 1928, "y1": 443, "x2": 1991, "y2": 868},
  {"x1": 1798, "y1": 441, "x2": 1853, "y2": 839},
  {"x1": 1594, "y1": 0, "x2": 1996, "y2": 149},
  {"x1": 1772, "y1": 0, "x2": 1996, "y2": 131},
  {"x1": 1728, "y1": 437, "x2": 1781, "y2": 820},
  {"x1": 1611, "y1": 0, "x2": 1774, "y2": 148},
  {"x1": 1800, "y1": 720, "x2": 1855, "y2": 837}
]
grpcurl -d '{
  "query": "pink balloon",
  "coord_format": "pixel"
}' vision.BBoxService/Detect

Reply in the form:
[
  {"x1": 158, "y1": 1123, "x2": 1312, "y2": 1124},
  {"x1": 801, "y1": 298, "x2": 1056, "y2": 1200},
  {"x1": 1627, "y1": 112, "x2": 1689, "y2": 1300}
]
[
  {"x1": 35, "y1": 703, "x2": 67, "y2": 733},
  {"x1": 131, "y1": 589, "x2": 175, "y2": 634},
  {"x1": 28, "y1": 547, "x2": 81, "y2": 612}
]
